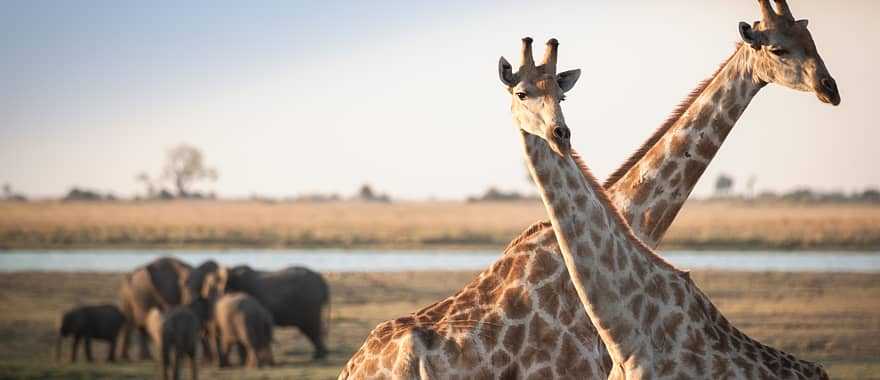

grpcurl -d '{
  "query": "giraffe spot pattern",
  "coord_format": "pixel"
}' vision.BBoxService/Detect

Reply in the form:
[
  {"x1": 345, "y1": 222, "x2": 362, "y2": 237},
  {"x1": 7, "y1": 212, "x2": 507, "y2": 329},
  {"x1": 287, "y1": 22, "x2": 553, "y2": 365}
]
[
  {"x1": 501, "y1": 286, "x2": 531, "y2": 320},
  {"x1": 503, "y1": 324, "x2": 526, "y2": 355}
]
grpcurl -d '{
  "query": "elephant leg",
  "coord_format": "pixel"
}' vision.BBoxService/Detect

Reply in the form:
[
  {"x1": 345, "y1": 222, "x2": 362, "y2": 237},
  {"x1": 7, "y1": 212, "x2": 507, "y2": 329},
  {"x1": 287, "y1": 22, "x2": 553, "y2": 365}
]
[
  {"x1": 107, "y1": 340, "x2": 117, "y2": 362},
  {"x1": 137, "y1": 327, "x2": 152, "y2": 360},
  {"x1": 245, "y1": 345, "x2": 258, "y2": 369},
  {"x1": 173, "y1": 350, "x2": 183, "y2": 380},
  {"x1": 190, "y1": 351, "x2": 198, "y2": 380},
  {"x1": 118, "y1": 322, "x2": 132, "y2": 361},
  {"x1": 71, "y1": 335, "x2": 80, "y2": 363},
  {"x1": 300, "y1": 317, "x2": 328, "y2": 359},
  {"x1": 235, "y1": 342, "x2": 247, "y2": 366},
  {"x1": 161, "y1": 344, "x2": 171, "y2": 380},
  {"x1": 84, "y1": 337, "x2": 94, "y2": 362},
  {"x1": 200, "y1": 336, "x2": 213, "y2": 363},
  {"x1": 208, "y1": 327, "x2": 222, "y2": 367},
  {"x1": 219, "y1": 339, "x2": 233, "y2": 368}
]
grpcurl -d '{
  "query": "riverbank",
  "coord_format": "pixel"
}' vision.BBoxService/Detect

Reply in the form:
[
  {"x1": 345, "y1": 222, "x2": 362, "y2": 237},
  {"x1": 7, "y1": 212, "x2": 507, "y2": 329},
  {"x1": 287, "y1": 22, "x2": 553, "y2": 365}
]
[
  {"x1": 2, "y1": 200, "x2": 880, "y2": 251},
  {"x1": 0, "y1": 270, "x2": 878, "y2": 379}
]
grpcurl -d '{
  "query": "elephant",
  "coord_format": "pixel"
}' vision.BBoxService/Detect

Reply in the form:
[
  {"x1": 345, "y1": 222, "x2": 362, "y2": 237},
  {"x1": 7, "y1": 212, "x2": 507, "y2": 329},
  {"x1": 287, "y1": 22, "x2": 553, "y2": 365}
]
[
  {"x1": 224, "y1": 265, "x2": 330, "y2": 359},
  {"x1": 56, "y1": 304, "x2": 125, "y2": 363},
  {"x1": 211, "y1": 292, "x2": 274, "y2": 368},
  {"x1": 117, "y1": 257, "x2": 225, "y2": 361},
  {"x1": 145, "y1": 298, "x2": 212, "y2": 380}
]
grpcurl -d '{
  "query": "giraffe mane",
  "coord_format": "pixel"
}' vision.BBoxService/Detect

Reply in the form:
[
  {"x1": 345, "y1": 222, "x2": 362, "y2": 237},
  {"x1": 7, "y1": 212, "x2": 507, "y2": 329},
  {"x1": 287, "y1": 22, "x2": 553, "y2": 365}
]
[
  {"x1": 602, "y1": 44, "x2": 743, "y2": 188},
  {"x1": 571, "y1": 150, "x2": 684, "y2": 274},
  {"x1": 503, "y1": 219, "x2": 552, "y2": 253}
]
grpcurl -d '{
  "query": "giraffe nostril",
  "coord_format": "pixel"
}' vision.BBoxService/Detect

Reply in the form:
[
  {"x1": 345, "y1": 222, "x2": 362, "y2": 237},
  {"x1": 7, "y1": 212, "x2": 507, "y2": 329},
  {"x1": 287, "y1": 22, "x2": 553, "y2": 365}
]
[
  {"x1": 821, "y1": 77, "x2": 837, "y2": 93},
  {"x1": 553, "y1": 126, "x2": 570, "y2": 140}
]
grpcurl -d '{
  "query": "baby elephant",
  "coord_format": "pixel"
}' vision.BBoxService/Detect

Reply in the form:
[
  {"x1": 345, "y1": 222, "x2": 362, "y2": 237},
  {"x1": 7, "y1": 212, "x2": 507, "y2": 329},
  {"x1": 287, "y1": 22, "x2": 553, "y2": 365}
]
[
  {"x1": 57, "y1": 304, "x2": 125, "y2": 363},
  {"x1": 146, "y1": 298, "x2": 211, "y2": 380},
  {"x1": 212, "y1": 293, "x2": 274, "y2": 368}
]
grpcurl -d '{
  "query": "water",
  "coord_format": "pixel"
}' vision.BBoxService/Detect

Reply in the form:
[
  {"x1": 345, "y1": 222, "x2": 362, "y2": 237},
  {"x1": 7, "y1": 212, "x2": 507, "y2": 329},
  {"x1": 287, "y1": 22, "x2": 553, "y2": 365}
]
[{"x1": 0, "y1": 249, "x2": 878, "y2": 273}]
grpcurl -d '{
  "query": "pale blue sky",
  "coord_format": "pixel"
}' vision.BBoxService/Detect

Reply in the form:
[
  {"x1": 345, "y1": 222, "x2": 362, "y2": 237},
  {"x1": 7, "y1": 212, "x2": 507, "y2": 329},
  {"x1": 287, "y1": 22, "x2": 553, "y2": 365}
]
[{"x1": 1, "y1": 1, "x2": 878, "y2": 199}]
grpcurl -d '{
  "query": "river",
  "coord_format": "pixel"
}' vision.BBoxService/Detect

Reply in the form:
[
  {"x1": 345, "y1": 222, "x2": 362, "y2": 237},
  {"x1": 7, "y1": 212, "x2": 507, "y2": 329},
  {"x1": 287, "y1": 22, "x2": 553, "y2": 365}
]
[{"x1": 0, "y1": 249, "x2": 878, "y2": 273}]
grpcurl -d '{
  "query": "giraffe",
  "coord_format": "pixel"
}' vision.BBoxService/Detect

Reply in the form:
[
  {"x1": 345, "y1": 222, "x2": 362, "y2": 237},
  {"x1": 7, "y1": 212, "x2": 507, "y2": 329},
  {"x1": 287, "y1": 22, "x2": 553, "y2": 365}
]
[
  {"x1": 340, "y1": 0, "x2": 840, "y2": 377},
  {"x1": 339, "y1": 38, "x2": 599, "y2": 379},
  {"x1": 604, "y1": 0, "x2": 839, "y2": 247},
  {"x1": 515, "y1": 40, "x2": 830, "y2": 380}
]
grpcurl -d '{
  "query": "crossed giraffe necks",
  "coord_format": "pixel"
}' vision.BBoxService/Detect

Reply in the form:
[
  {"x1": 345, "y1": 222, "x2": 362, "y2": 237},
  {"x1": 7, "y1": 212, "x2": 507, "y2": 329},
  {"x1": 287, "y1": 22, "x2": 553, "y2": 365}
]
[{"x1": 523, "y1": 132, "x2": 827, "y2": 378}]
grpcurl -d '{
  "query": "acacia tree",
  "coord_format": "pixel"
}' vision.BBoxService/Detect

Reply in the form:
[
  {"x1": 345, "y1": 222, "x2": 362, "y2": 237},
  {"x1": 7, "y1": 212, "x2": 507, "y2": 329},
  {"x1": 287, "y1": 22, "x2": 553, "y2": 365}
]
[
  {"x1": 135, "y1": 172, "x2": 156, "y2": 198},
  {"x1": 714, "y1": 174, "x2": 734, "y2": 197},
  {"x1": 162, "y1": 144, "x2": 217, "y2": 197}
]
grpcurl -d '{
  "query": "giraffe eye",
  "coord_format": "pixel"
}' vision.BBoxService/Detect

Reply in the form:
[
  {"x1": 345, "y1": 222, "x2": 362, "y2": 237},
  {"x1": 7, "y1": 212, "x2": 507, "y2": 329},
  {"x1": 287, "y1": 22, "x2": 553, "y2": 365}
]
[
  {"x1": 769, "y1": 47, "x2": 789, "y2": 56},
  {"x1": 516, "y1": 92, "x2": 527, "y2": 100}
]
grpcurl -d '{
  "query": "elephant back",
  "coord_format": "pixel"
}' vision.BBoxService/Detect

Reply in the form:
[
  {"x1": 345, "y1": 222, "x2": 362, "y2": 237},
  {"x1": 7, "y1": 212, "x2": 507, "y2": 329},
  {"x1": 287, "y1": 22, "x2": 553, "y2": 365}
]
[
  {"x1": 90, "y1": 304, "x2": 126, "y2": 340},
  {"x1": 270, "y1": 266, "x2": 329, "y2": 305}
]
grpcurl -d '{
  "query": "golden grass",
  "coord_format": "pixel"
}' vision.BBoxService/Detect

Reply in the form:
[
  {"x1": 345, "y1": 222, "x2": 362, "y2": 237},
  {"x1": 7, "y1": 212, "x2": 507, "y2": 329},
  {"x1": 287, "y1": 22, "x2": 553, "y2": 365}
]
[
  {"x1": 1, "y1": 200, "x2": 879, "y2": 250},
  {"x1": 0, "y1": 270, "x2": 877, "y2": 379}
]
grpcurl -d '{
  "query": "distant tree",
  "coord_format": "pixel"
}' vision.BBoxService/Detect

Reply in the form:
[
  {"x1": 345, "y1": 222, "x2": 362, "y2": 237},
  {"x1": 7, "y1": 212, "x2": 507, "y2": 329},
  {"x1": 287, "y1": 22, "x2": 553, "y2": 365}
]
[
  {"x1": 859, "y1": 188, "x2": 880, "y2": 202},
  {"x1": 136, "y1": 172, "x2": 156, "y2": 198},
  {"x1": 714, "y1": 174, "x2": 734, "y2": 197},
  {"x1": 161, "y1": 144, "x2": 217, "y2": 197},
  {"x1": 358, "y1": 184, "x2": 375, "y2": 200},
  {"x1": 756, "y1": 190, "x2": 779, "y2": 200},
  {"x1": 356, "y1": 183, "x2": 390, "y2": 203},
  {"x1": 782, "y1": 188, "x2": 815, "y2": 202},
  {"x1": 63, "y1": 187, "x2": 104, "y2": 201},
  {"x1": 1, "y1": 183, "x2": 27, "y2": 202},
  {"x1": 293, "y1": 193, "x2": 341, "y2": 203},
  {"x1": 467, "y1": 186, "x2": 534, "y2": 202},
  {"x1": 157, "y1": 188, "x2": 175, "y2": 200}
]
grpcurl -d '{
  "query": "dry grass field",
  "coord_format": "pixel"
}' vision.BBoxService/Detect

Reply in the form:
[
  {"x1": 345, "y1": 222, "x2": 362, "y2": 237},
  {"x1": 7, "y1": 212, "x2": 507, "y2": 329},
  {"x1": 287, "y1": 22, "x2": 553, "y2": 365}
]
[
  {"x1": 0, "y1": 270, "x2": 878, "y2": 379},
  {"x1": 1, "y1": 200, "x2": 880, "y2": 251}
]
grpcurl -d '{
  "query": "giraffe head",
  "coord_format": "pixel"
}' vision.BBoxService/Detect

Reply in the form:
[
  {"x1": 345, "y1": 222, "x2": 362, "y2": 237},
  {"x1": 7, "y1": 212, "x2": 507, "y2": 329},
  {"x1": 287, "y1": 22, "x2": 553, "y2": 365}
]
[
  {"x1": 499, "y1": 37, "x2": 581, "y2": 157},
  {"x1": 738, "y1": 0, "x2": 840, "y2": 105}
]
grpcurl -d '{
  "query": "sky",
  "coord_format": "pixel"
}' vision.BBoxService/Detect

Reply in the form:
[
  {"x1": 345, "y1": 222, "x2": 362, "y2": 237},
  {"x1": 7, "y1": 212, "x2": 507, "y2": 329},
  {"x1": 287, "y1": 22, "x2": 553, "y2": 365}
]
[{"x1": 1, "y1": 0, "x2": 878, "y2": 200}]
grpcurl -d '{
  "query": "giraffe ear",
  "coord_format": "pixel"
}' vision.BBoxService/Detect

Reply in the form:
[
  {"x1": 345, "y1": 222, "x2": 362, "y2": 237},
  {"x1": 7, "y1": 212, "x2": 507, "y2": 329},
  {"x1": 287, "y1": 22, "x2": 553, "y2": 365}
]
[
  {"x1": 557, "y1": 69, "x2": 581, "y2": 93},
  {"x1": 498, "y1": 57, "x2": 517, "y2": 87},
  {"x1": 739, "y1": 21, "x2": 765, "y2": 49}
]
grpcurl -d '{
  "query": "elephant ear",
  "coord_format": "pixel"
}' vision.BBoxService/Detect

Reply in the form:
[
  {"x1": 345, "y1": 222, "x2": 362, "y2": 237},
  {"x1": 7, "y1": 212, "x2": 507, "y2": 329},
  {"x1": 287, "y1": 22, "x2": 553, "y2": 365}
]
[{"x1": 146, "y1": 260, "x2": 183, "y2": 308}]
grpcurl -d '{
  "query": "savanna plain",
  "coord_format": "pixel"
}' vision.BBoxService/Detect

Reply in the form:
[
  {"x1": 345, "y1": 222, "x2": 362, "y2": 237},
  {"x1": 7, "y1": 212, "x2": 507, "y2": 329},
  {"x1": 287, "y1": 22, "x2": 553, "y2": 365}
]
[{"x1": 2, "y1": 199, "x2": 880, "y2": 250}]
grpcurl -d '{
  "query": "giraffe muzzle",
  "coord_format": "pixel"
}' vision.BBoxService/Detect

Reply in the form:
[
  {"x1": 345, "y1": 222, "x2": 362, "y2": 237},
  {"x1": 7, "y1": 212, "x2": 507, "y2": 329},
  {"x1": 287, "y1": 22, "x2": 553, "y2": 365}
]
[{"x1": 817, "y1": 76, "x2": 840, "y2": 106}]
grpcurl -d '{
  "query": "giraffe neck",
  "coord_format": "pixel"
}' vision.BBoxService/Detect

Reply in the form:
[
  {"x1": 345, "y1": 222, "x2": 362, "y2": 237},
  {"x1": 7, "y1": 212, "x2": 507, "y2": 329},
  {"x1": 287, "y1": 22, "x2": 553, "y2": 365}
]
[
  {"x1": 607, "y1": 45, "x2": 765, "y2": 247},
  {"x1": 522, "y1": 131, "x2": 679, "y2": 366}
]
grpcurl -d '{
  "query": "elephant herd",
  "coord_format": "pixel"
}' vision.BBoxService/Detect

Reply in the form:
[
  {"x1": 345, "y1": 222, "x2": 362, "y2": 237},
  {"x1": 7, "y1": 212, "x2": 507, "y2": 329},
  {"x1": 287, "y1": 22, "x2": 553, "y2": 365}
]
[{"x1": 56, "y1": 256, "x2": 330, "y2": 379}]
